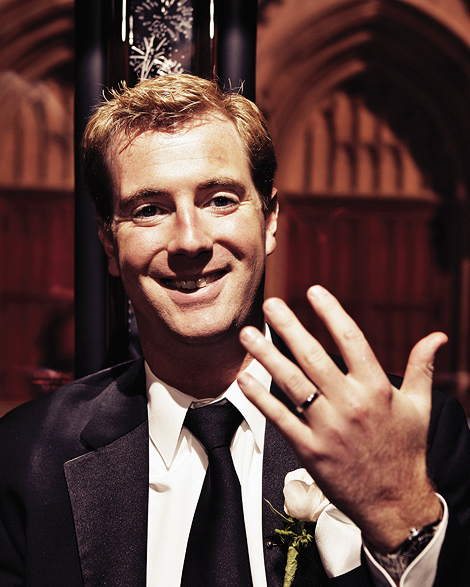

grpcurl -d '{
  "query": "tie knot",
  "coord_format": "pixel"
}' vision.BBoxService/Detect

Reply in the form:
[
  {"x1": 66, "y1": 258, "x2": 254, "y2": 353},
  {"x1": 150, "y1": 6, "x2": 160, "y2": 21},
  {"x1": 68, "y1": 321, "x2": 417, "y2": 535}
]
[{"x1": 184, "y1": 401, "x2": 244, "y2": 452}]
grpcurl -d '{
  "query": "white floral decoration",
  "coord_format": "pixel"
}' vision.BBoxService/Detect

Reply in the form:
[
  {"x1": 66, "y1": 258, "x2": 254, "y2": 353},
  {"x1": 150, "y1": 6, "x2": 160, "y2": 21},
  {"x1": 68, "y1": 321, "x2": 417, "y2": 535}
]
[{"x1": 283, "y1": 468, "x2": 330, "y2": 523}]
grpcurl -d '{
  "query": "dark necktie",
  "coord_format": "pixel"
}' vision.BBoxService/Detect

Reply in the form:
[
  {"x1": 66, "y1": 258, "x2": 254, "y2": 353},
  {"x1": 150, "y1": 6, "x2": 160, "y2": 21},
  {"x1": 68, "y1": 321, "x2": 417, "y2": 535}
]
[{"x1": 180, "y1": 400, "x2": 253, "y2": 586}]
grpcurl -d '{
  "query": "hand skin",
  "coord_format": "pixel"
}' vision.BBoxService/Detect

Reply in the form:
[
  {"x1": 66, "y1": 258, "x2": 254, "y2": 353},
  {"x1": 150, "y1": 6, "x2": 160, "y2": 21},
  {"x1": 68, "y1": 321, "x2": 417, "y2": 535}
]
[{"x1": 238, "y1": 285, "x2": 447, "y2": 554}]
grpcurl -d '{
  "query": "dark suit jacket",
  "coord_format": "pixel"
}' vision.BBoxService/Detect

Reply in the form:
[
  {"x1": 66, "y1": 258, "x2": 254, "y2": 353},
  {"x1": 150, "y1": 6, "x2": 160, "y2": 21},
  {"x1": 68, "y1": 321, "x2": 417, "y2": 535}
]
[{"x1": 1, "y1": 345, "x2": 470, "y2": 586}]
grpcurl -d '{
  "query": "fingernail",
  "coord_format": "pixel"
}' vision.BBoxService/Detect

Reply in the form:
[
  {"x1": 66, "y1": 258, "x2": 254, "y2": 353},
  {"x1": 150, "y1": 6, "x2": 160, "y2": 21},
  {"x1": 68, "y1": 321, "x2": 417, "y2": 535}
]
[
  {"x1": 240, "y1": 327, "x2": 258, "y2": 343},
  {"x1": 263, "y1": 297, "x2": 284, "y2": 312},
  {"x1": 309, "y1": 285, "x2": 326, "y2": 299},
  {"x1": 237, "y1": 372, "x2": 251, "y2": 386}
]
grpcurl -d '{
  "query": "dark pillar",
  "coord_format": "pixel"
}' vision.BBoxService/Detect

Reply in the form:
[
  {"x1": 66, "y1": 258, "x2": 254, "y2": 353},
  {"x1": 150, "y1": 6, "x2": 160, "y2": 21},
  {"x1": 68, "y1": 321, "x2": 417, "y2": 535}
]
[
  {"x1": 215, "y1": 0, "x2": 257, "y2": 101},
  {"x1": 74, "y1": 0, "x2": 108, "y2": 378}
]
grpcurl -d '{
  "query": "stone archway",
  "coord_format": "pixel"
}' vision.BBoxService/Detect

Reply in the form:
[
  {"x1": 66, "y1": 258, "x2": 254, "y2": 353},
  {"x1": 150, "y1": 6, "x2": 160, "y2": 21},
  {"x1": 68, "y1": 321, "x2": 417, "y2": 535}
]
[{"x1": 257, "y1": 0, "x2": 470, "y2": 401}]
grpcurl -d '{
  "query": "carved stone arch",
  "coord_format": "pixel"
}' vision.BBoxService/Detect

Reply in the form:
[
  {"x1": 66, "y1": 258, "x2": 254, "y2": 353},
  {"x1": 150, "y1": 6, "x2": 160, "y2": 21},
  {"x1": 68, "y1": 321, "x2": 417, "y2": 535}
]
[
  {"x1": 0, "y1": 0, "x2": 74, "y2": 82},
  {"x1": 0, "y1": 0, "x2": 74, "y2": 189},
  {"x1": 0, "y1": 71, "x2": 73, "y2": 189},
  {"x1": 258, "y1": 0, "x2": 470, "y2": 397},
  {"x1": 258, "y1": 0, "x2": 470, "y2": 201}
]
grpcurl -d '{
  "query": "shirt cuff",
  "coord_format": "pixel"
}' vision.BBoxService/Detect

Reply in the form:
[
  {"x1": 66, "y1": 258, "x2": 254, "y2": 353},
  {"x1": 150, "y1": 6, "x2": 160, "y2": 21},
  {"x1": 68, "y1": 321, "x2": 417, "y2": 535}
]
[
  {"x1": 363, "y1": 494, "x2": 448, "y2": 587},
  {"x1": 315, "y1": 504, "x2": 363, "y2": 578}
]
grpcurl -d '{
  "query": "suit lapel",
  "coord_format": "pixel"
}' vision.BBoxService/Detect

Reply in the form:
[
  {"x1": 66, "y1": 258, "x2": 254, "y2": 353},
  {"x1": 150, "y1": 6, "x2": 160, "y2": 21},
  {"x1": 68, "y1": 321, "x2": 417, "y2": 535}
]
[
  {"x1": 262, "y1": 417, "x2": 301, "y2": 587},
  {"x1": 263, "y1": 331, "x2": 305, "y2": 586},
  {"x1": 64, "y1": 360, "x2": 149, "y2": 587},
  {"x1": 263, "y1": 331, "x2": 332, "y2": 586},
  {"x1": 262, "y1": 381, "x2": 330, "y2": 587}
]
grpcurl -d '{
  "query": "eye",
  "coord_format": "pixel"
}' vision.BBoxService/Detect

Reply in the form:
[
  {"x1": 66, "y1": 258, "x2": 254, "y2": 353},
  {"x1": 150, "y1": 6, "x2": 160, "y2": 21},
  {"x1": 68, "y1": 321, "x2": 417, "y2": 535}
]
[
  {"x1": 133, "y1": 204, "x2": 165, "y2": 219},
  {"x1": 214, "y1": 196, "x2": 233, "y2": 207},
  {"x1": 207, "y1": 195, "x2": 239, "y2": 209}
]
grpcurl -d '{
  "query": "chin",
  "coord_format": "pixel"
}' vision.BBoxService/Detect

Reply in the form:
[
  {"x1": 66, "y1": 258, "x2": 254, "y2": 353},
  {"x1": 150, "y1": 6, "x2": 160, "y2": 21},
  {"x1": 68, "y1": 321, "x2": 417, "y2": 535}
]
[{"x1": 173, "y1": 325, "x2": 234, "y2": 344}]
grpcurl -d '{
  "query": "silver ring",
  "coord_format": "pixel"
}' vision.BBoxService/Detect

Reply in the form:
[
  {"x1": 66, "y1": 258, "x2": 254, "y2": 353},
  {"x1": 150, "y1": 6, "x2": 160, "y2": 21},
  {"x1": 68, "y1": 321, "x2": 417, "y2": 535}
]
[{"x1": 296, "y1": 391, "x2": 320, "y2": 413}]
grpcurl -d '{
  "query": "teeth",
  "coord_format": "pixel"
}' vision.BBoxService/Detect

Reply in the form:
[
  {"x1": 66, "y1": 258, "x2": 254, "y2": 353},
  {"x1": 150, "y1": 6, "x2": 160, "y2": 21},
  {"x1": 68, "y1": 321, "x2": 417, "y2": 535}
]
[
  {"x1": 162, "y1": 271, "x2": 225, "y2": 291},
  {"x1": 175, "y1": 276, "x2": 211, "y2": 290}
]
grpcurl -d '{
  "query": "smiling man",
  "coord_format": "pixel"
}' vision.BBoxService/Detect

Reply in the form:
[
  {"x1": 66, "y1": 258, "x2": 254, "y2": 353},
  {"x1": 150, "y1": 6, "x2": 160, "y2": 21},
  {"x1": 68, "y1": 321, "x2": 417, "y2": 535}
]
[
  {"x1": 98, "y1": 113, "x2": 277, "y2": 398},
  {"x1": 0, "y1": 74, "x2": 469, "y2": 587}
]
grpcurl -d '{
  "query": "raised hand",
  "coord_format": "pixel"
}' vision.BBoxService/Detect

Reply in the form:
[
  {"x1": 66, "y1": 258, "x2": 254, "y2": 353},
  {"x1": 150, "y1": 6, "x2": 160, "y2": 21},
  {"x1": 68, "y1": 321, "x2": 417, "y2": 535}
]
[{"x1": 238, "y1": 285, "x2": 446, "y2": 552}]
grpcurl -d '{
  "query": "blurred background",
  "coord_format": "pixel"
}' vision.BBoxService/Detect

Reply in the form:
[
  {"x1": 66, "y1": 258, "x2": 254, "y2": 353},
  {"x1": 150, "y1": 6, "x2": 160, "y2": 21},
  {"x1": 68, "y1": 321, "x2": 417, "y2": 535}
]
[{"x1": 1, "y1": 0, "x2": 470, "y2": 416}]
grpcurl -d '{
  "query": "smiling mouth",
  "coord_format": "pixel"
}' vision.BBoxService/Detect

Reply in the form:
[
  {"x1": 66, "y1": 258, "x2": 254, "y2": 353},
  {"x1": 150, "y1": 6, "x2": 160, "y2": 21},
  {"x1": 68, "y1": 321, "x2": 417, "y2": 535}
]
[{"x1": 162, "y1": 271, "x2": 226, "y2": 291}]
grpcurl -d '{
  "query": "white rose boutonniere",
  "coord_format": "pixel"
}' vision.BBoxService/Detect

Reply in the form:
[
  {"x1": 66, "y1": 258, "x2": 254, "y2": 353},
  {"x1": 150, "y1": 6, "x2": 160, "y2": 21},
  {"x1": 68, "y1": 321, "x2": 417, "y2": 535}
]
[
  {"x1": 267, "y1": 468, "x2": 330, "y2": 587},
  {"x1": 283, "y1": 468, "x2": 330, "y2": 522}
]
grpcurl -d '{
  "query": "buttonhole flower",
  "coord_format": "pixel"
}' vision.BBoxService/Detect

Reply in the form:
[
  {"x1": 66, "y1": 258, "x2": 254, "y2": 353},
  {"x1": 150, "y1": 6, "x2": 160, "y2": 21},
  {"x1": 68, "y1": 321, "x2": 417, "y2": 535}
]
[{"x1": 266, "y1": 468, "x2": 330, "y2": 587}]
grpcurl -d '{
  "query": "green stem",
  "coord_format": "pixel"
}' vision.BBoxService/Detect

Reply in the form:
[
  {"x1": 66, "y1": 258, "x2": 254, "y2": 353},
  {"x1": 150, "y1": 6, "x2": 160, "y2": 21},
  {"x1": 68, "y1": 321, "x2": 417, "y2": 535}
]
[{"x1": 283, "y1": 544, "x2": 299, "y2": 587}]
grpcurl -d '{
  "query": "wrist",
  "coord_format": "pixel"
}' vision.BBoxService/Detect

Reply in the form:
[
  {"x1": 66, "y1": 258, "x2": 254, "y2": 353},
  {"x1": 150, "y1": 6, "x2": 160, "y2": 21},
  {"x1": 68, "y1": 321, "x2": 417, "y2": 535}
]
[
  {"x1": 361, "y1": 487, "x2": 442, "y2": 553},
  {"x1": 366, "y1": 504, "x2": 443, "y2": 583}
]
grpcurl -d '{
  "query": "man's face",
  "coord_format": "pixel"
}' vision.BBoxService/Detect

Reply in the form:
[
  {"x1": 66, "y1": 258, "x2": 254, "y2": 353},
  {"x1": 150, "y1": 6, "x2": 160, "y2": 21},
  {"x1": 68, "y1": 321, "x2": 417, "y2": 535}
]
[{"x1": 99, "y1": 114, "x2": 278, "y2": 349}]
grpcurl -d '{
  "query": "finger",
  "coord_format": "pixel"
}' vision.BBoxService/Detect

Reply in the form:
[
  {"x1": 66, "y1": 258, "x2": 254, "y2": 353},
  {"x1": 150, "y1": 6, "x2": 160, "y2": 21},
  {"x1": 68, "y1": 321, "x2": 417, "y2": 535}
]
[
  {"x1": 260, "y1": 298, "x2": 345, "y2": 394},
  {"x1": 401, "y1": 332, "x2": 448, "y2": 403},
  {"x1": 239, "y1": 325, "x2": 328, "y2": 410},
  {"x1": 306, "y1": 285, "x2": 386, "y2": 383},
  {"x1": 237, "y1": 370, "x2": 315, "y2": 457}
]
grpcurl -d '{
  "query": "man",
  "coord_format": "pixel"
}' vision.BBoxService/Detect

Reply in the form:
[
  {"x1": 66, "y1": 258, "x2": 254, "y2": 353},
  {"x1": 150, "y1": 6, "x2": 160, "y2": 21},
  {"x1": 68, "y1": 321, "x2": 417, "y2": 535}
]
[{"x1": 0, "y1": 74, "x2": 469, "y2": 587}]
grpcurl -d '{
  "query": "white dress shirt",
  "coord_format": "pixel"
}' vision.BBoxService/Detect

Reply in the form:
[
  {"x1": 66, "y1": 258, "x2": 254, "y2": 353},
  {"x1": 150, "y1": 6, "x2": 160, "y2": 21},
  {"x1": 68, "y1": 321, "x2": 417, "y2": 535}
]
[
  {"x1": 146, "y1": 356, "x2": 271, "y2": 587},
  {"x1": 145, "y1": 343, "x2": 447, "y2": 586}
]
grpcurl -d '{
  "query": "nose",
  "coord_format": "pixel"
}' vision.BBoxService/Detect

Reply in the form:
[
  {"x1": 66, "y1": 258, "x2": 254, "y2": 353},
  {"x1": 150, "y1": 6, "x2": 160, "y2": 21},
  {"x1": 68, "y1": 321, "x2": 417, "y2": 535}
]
[{"x1": 167, "y1": 207, "x2": 213, "y2": 258}]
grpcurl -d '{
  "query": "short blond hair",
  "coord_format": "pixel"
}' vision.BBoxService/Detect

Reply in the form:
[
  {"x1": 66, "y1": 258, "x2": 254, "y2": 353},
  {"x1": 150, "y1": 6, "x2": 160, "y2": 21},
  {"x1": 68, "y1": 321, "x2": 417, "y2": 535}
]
[{"x1": 82, "y1": 74, "x2": 277, "y2": 221}]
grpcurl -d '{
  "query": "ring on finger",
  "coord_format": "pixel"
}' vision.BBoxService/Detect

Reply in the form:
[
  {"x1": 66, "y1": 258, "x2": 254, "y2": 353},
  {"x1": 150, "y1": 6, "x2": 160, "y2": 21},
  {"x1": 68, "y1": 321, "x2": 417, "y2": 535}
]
[{"x1": 296, "y1": 390, "x2": 321, "y2": 413}]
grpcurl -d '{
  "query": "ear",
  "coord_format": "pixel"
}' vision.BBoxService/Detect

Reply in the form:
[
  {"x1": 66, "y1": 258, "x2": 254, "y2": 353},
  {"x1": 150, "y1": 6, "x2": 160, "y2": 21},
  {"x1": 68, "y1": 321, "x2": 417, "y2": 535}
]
[
  {"x1": 96, "y1": 215, "x2": 121, "y2": 277},
  {"x1": 265, "y1": 189, "x2": 279, "y2": 257}
]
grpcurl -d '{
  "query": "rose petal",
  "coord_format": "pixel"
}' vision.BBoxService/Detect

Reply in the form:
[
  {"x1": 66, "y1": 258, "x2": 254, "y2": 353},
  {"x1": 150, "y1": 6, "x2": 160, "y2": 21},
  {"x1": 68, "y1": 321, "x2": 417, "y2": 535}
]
[
  {"x1": 284, "y1": 468, "x2": 314, "y2": 485},
  {"x1": 283, "y1": 469, "x2": 330, "y2": 522}
]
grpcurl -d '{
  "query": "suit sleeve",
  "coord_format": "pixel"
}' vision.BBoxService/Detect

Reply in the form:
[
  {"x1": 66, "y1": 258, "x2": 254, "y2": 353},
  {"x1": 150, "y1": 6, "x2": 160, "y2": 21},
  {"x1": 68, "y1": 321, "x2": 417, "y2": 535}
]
[
  {"x1": 425, "y1": 391, "x2": 470, "y2": 586},
  {"x1": 427, "y1": 391, "x2": 470, "y2": 527},
  {"x1": 0, "y1": 495, "x2": 25, "y2": 587},
  {"x1": 0, "y1": 410, "x2": 27, "y2": 587}
]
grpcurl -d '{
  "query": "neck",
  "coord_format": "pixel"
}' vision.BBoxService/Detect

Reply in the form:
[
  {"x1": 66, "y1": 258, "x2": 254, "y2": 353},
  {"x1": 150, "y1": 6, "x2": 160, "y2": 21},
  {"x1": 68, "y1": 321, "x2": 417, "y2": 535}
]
[{"x1": 141, "y1": 327, "x2": 260, "y2": 400}]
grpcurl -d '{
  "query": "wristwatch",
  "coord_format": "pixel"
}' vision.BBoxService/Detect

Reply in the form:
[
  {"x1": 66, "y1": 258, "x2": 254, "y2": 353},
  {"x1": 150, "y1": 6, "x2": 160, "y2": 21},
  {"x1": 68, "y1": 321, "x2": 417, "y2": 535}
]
[{"x1": 370, "y1": 516, "x2": 443, "y2": 583}]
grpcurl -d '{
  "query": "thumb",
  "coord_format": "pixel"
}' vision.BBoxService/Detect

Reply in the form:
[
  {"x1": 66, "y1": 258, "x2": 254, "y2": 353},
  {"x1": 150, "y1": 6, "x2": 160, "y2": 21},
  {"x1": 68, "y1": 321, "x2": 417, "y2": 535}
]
[{"x1": 401, "y1": 332, "x2": 448, "y2": 401}]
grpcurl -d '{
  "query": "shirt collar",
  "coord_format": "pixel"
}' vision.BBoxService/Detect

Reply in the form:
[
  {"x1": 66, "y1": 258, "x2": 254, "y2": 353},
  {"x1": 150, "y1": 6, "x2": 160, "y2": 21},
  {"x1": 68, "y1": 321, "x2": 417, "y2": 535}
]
[{"x1": 146, "y1": 327, "x2": 272, "y2": 468}]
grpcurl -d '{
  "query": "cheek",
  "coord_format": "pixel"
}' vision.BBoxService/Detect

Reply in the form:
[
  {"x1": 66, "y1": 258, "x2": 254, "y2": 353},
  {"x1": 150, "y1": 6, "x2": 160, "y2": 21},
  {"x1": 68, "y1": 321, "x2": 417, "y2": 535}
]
[
  {"x1": 237, "y1": 231, "x2": 268, "y2": 285},
  {"x1": 222, "y1": 212, "x2": 267, "y2": 258},
  {"x1": 115, "y1": 232, "x2": 159, "y2": 276},
  {"x1": 244, "y1": 224, "x2": 268, "y2": 265}
]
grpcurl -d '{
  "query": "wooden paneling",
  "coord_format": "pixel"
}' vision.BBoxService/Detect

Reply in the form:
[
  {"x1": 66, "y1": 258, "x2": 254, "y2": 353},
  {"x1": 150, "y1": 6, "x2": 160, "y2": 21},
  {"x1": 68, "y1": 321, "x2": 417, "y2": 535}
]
[
  {"x1": 282, "y1": 196, "x2": 453, "y2": 379},
  {"x1": 0, "y1": 189, "x2": 74, "y2": 403}
]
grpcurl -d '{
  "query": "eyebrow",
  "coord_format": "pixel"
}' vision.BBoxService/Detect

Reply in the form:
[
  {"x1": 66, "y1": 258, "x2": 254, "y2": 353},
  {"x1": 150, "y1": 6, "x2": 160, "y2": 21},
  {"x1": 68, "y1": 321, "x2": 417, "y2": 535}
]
[
  {"x1": 117, "y1": 188, "x2": 169, "y2": 214},
  {"x1": 196, "y1": 178, "x2": 247, "y2": 196}
]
